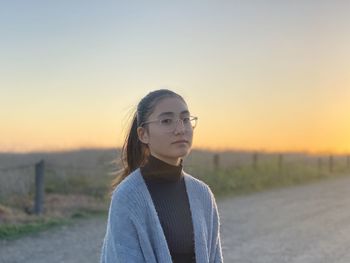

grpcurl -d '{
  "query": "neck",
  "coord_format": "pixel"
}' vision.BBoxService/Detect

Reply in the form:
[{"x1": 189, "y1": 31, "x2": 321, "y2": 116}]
[
  {"x1": 140, "y1": 154, "x2": 183, "y2": 182},
  {"x1": 149, "y1": 152, "x2": 182, "y2": 166}
]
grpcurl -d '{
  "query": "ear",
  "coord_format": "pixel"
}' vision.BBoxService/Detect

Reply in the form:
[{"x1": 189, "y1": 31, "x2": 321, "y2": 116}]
[{"x1": 137, "y1": 126, "x2": 149, "y2": 144}]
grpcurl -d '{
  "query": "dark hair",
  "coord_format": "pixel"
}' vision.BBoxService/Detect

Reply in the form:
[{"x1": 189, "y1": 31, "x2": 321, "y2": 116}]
[{"x1": 110, "y1": 89, "x2": 185, "y2": 192}]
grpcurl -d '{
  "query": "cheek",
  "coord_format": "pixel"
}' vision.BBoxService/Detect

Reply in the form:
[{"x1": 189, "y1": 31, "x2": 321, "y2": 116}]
[
  {"x1": 187, "y1": 130, "x2": 194, "y2": 139},
  {"x1": 148, "y1": 129, "x2": 169, "y2": 145}
]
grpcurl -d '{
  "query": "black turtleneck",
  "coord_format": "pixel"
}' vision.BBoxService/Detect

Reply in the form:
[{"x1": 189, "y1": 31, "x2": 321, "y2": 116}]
[{"x1": 140, "y1": 154, "x2": 196, "y2": 263}]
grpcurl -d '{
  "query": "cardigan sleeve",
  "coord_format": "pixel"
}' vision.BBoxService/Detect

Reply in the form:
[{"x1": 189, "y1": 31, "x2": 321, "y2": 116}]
[
  {"x1": 100, "y1": 190, "x2": 145, "y2": 263},
  {"x1": 209, "y1": 187, "x2": 224, "y2": 263},
  {"x1": 214, "y1": 232, "x2": 223, "y2": 263}
]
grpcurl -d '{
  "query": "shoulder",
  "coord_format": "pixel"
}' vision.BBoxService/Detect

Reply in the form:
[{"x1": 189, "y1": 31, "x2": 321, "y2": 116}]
[
  {"x1": 183, "y1": 171, "x2": 217, "y2": 204},
  {"x1": 184, "y1": 171, "x2": 209, "y2": 188},
  {"x1": 110, "y1": 168, "x2": 145, "y2": 206},
  {"x1": 183, "y1": 171, "x2": 213, "y2": 192}
]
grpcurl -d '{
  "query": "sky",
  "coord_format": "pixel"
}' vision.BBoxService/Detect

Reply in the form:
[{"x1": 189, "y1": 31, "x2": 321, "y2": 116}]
[{"x1": 1, "y1": 1, "x2": 349, "y2": 154}]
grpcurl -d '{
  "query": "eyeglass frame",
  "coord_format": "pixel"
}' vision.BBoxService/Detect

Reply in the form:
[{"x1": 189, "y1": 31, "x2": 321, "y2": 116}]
[{"x1": 139, "y1": 115, "x2": 198, "y2": 131}]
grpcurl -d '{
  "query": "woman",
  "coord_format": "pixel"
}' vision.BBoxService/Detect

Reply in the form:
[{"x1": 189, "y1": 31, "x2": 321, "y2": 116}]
[{"x1": 100, "y1": 89, "x2": 223, "y2": 263}]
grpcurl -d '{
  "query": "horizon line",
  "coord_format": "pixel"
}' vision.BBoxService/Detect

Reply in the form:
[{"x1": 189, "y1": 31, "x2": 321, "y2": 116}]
[{"x1": 0, "y1": 146, "x2": 349, "y2": 156}]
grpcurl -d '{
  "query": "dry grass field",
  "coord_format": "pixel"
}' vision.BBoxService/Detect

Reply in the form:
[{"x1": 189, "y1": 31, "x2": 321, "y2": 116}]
[{"x1": 0, "y1": 148, "x2": 349, "y2": 238}]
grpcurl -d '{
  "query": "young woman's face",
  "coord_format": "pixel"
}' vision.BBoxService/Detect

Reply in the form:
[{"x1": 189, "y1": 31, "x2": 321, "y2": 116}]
[{"x1": 137, "y1": 97, "x2": 194, "y2": 166}]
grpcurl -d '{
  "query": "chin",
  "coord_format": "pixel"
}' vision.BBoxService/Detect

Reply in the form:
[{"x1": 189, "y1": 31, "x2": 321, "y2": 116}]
[{"x1": 172, "y1": 147, "x2": 191, "y2": 158}]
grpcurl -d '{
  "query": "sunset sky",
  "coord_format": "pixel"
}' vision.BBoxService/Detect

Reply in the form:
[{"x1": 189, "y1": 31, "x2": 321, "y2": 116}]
[{"x1": 1, "y1": 1, "x2": 349, "y2": 154}]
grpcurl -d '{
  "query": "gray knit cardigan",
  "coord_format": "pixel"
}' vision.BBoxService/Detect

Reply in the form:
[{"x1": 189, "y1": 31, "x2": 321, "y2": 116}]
[{"x1": 100, "y1": 168, "x2": 223, "y2": 262}]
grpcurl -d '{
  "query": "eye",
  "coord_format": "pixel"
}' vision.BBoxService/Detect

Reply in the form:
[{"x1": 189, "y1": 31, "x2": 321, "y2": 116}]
[
  {"x1": 160, "y1": 118, "x2": 173, "y2": 125},
  {"x1": 182, "y1": 117, "x2": 190, "y2": 123}
]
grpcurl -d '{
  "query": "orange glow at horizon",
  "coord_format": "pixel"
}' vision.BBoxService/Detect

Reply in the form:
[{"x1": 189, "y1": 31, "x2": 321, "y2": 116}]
[{"x1": 1, "y1": 117, "x2": 349, "y2": 154}]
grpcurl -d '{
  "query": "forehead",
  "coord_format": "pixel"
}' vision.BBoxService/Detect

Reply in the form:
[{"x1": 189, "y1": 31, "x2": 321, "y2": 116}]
[{"x1": 150, "y1": 97, "x2": 189, "y2": 117}]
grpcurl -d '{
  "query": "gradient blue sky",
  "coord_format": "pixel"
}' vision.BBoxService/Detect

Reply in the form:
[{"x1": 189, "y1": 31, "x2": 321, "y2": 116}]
[{"x1": 1, "y1": 1, "x2": 349, "y2": 153}]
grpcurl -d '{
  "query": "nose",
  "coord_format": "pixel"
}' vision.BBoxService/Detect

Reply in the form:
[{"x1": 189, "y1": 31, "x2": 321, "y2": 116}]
[{"x1": 173, "y1": 119, "x2": 185, "y2": 134}]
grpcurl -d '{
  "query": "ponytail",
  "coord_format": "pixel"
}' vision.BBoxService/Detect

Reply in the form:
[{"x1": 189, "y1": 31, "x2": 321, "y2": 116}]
[{"x1": 110, "y1": 112, "x2": 148, "y2": 192}]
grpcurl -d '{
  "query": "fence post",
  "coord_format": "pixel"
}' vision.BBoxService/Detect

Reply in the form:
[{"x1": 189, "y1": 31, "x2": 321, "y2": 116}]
[
  {"x1": 252, "y1": 152, "x2": 258, "y2": 170},
  {"x1": 329, "y1": 155, "x2": 333, "y2": 174},
  {"x1": 213, "y1": 154, "x2": 220, "y2": 170},
  {"x1": 34, "y1": 160, "x2": 45, "y2": 215},
  {"x1": 278, "y1": 154, "x2": 283, "y2": 175},
  {"x1": 347, "y1": 155, "x2": 350, "y2": 170},
  {"x1": 318, "y1": 157, "x2": 322, "y2": 175}
]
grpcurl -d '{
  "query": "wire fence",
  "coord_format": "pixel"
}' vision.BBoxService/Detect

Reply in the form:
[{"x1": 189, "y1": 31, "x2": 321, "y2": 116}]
[
  {"x1": 0, "y1": 164, "x2": 34, "y2": 172},
  {"x1": 0, "y1": 151, "x2": 349, "y2": 215},
  {"x1": 0, "y1": 159, "x2": 115, "y2": 214}
]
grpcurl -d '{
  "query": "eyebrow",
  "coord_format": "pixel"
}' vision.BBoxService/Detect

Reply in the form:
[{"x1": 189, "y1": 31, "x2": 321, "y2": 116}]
[{"x1": 157, "y1": 110, "x2": 190, "y2": 118}]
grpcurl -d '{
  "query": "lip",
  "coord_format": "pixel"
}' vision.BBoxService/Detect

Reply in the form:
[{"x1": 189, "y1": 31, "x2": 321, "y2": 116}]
[{"x1": 172, "y1": 140, "x2": 189, "y2": 144}]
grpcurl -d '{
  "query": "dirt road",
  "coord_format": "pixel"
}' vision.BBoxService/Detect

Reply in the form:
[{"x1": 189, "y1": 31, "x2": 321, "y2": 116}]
[{"x1": 220, "y1": 175, "x2": 350, "y2": 262}]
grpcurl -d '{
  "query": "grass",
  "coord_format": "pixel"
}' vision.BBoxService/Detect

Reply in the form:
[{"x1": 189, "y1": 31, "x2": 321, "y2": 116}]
[
  {"x1": 0, "y1": 194, "x2": 108, "y2": 240},
  {"x1": 197, "y1": 160, "x2": 350, "y2": 199},
  {"x1": 1, "y1": 149, "x2": 349, "y2": 240},
  {"x1": 0, "y1": 209, "x2": 108, "y2": 240},
  {"x1": 0, "y1": 217, "x2": 69, "y2": 240},
  {"x1": 1, "y1": 165, "x2": 349, "y2": 240},
  {"x1": 44, "y1": 169, "x2": 109, "y2": 199}
]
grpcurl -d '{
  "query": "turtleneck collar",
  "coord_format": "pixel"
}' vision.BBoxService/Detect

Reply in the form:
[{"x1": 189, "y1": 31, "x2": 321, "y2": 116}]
[{"x1": 140, "y1": 154, "x2": 184, "y2": 182}]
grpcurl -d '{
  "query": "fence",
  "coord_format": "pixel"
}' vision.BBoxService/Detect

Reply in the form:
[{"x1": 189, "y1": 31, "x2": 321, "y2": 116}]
[
  {"x1": 1, "y1": 151, "x2": 350, "y2": 215},
  {"x1": 0, "y1": 160, "x2": 45, "y2": 215},
  {"x1": 0, "y1": 154, "x2": 113, "y2": 215},
  {"x1": 206, "y1": 152, "x2": 350, "y2": 175}
]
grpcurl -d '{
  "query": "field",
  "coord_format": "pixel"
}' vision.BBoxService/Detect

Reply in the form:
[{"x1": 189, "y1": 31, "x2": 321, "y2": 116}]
[{"x1": 0, "y1": 148, "x2": 349, "y2": 238}]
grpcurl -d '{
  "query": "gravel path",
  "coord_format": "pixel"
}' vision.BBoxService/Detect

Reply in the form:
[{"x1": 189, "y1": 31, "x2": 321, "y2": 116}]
[
  {"x1": 219, "y1": 175, "x2": 350, "y2": 262},
  {"x1": 1, "y1": 175, "x2": 350, "y2": 262},
  {"x1": 0, "y1": 216, "x2": 106, "y2": 263}
]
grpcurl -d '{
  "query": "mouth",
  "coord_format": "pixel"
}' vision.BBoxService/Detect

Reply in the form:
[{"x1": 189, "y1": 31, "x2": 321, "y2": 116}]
[{"x1": 172, "y1": 140, "x2": 189, "y2": 144}]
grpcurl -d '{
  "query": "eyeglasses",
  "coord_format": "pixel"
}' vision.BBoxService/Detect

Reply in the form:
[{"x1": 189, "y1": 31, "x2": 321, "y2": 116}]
[{"x1": 140, "y1": 116, "x2": 198, "y2": 132}]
